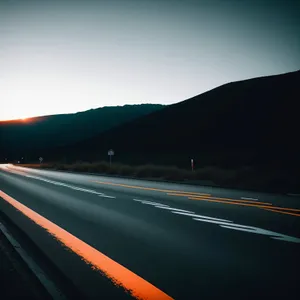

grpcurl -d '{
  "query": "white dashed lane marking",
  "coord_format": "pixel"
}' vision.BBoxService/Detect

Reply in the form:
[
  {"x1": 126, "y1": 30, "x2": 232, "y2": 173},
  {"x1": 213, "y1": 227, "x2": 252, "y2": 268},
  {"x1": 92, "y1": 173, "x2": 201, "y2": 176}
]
[
  {"x1": 25, "y1": 175, "x2": 115, "y2": 198},
  {"x1": 154, "y1": 206, "x2": 193, "y2": 213},
  {"x1": 193, "y1": 218, "x2": 235, "y2": 225},
  {"x1": 133, "y1": 198, "x2": 300, "y2": 244},
  {"x1": 173, "y1": 212, "x2": 232, "y2": 222},
  {"x1": 241, "y1": 197, "x2": 258, "y2": 201},
  {"x1": 133, "y1": 199, "x2": 169, "y2": 207}
]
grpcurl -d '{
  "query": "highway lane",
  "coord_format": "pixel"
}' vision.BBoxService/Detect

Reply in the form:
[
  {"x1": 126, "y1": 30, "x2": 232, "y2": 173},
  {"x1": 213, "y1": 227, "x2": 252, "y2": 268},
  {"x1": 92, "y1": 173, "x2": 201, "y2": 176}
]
[{"x1": 0, "y1": 164, "x2": 299, "y2": 299}]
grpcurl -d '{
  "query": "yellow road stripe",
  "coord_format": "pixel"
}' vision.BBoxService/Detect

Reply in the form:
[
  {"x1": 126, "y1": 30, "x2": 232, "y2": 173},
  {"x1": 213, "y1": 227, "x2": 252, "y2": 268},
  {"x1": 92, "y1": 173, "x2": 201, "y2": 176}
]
[
  {"x1": 188, "y1": 197, "x2": 270, "y2": 208},
  {"x1": 93, "y1": 181, "x2": 300, "y2": 215},
  {"x1": 169, "y1": 193, "x2": 272, "y2": 205},
  {"x1": 261, "y1": 206, "x2": 300, "y2": 212},
  {"x1": 262, "y1": 208, "x2": 300, "y2": 217},
  {"x1": 92, "y1": 180, "x2": 210, "y2": 196},
  {"x1": 0, "y1": 190, "x2": 174, "y2": 300},
  {"x1": 189, "y1": 196, "x2": 300, "y2": 217}
]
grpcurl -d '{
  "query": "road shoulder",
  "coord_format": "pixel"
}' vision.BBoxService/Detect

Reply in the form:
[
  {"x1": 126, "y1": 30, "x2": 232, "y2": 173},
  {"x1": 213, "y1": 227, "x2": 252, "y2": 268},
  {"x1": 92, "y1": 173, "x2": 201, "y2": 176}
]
[{"x1": 0, "y1": 224, "x2": 51, "y2": 300}]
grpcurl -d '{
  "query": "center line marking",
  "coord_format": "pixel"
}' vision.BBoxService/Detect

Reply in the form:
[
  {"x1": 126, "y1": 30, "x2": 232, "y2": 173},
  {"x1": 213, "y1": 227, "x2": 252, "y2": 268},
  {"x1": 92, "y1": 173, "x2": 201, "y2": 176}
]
[
  {"x1": 0, "y1": 190, "x2": 173, "y2": 300},
  {"x1": 92, "y1": 181, "x2": 210, "y2": 196}
]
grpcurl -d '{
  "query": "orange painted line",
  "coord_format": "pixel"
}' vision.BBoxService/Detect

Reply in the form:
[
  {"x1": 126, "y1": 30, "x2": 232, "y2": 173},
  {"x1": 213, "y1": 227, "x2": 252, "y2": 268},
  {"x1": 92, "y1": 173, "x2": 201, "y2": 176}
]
[
  {"x1": 191, "y1": 195, "x2": 257, "y2": 202},
  {"x1": 0, "y1": 190, "x2": 174, "y2": 300},
  {"x1": 262, "y1": 208, "x2": 300, "y2": 217},
  {"x1": 92, "y1": 180, "x2": 210, "y2": 196},
  {"x1": 188, "y1": 197, "x2": 273, "y2": 208},
  {"x1": 167, "y1": 193, "x2": 212, "y2": 198},
  {"x1": 189, "y1": 196, "x2": 300, "y2": 217},
  {"x1": 260, "y1": 206, "x2": 300, "y2": 212},
  {"x1": 170, "y1": 193, "x2": 272, "y2": 205},
  {"x1": 205, "y1": 197, "x2": 272, "y2": 205}
]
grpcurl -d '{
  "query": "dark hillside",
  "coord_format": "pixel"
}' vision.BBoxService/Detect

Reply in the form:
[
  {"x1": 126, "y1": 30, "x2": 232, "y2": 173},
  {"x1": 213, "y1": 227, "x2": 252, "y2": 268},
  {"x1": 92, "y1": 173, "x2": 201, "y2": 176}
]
[
  {"x1": 0, "y1": 104, "x2": 164, "y2": 159},
  {"x1": 46, "y1": 70, "x2": 299, "y2": 172}
]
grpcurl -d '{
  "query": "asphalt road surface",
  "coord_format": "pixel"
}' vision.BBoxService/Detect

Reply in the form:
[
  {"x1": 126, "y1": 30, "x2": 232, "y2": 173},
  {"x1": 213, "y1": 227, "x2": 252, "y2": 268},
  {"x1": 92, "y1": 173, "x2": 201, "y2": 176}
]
[{"x1": 0, "y1": 164, "x2": 299, "y2": 300}]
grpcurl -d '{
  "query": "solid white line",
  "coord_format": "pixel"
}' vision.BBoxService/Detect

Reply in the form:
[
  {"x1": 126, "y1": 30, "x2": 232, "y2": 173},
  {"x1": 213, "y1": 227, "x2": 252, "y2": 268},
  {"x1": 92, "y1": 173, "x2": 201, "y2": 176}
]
[
  {"x1": 172, "y1": 211, "x2": 232, "y2": 222},
  {"x1": 219, "y1": 223, "x2": 255, "y2": 229},
  {"x1": 71, "y1": 188, "x2": 104, "y2": 195},
  {"x1": 71, "y1": 187, "x2": 94, "y2": 192},
  {"x1": 26, "y1": 175, "x2": 113, "y2": 197},
  {"x1": 271, "y1": 236, "x2": 300, "y2": 243},
  {"x1": 154, "y1": 206, "x2": 193, "y2": 213},
  {"x1": 0, "y1": 222, "x2": 66, "y2": 299},
  {"x1": 220, "y1": 225, "x2": 300, "y2": 243},
  {"x1": 133, "y1": 199, "x2": 169, "y2": 207},
  {"x1": 141, "y1": 201, "x2": 169, "y2": 207},
  {"x1": 98, "y1": 195, "x2": 116, "y2": 199},
  {"x1": 241, "y1": 197, "x2": 258, "y2": 201},
  {"x1": 220, "y1": 225, "x2": 259, "y2": 232},
  {"x1": 193, "y1": 218, "x2": 235, "y2": 225}
]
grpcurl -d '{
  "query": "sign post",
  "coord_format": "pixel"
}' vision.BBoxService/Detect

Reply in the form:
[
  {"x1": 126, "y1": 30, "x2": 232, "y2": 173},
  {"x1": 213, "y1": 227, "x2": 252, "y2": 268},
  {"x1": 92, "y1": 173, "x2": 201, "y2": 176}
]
[
  {"x1": 191, "y1": 158, "x2": 194, "y2": 171},
  {"x1": 108, "y1": 149, "x2": 114, "y2": 166},
  {"x1": 39, "y1": 157, "x2": 43, "y2": 165}
]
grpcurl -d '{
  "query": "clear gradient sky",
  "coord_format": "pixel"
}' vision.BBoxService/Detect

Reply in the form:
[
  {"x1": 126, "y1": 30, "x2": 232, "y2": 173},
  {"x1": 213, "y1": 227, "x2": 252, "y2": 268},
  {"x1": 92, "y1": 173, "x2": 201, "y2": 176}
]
[{"x1": 1, "y1": 0, "x2": 300, "y2": 120}]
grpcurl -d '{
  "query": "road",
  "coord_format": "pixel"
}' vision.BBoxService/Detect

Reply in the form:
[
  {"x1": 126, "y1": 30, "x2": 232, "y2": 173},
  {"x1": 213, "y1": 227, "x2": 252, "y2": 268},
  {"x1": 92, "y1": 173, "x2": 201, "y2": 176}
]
[{"x1": 0, "y1": 164, "x2": 299, "y2": 300}]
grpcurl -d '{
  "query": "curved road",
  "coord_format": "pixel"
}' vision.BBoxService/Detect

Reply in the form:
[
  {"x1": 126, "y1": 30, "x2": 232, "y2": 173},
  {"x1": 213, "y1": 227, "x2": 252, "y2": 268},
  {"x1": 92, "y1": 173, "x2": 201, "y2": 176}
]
[{"x1": 0, "y1": 164, "x2": 299, "y2": 299}]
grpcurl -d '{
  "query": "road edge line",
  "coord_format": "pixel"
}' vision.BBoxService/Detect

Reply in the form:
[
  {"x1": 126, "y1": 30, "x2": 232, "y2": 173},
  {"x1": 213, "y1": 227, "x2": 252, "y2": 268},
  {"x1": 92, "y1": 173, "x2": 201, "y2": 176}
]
[{"x1": 0, "y1": 221, "x2": 66, "y2": 300}]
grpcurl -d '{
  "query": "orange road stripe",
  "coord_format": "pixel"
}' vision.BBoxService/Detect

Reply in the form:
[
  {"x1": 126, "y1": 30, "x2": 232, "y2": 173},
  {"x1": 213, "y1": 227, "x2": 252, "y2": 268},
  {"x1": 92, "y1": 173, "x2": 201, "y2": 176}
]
[
  {"x1": 0, "y1": 190, "x2": 174, "y2": 300},
  {"x1": 167, "y1": 193, "x2": 212, "y2": 198},
  {"x1": 169, "y1": 193, "x2": 272, "y2": 205},
  {"x1": 262, "y1": 208, "x2": 300, "y2": 217},
  {"x1": 188, "y1": 197, "x2": 274, "y2": 208},
  {"x1": 260, "y1": 206, "x2": 300, "y2": 212},
  {"x1": 192, "y1": 195, "x2": 264, "y2": 203},
  {"x1": 92, "y1": 180, "x2": 210, "y2": 196},
  {"x1": 189, "y1": 196, "x2": 300, "y2": 216},
  {"x1": 203, "y1": 197, "x2": 272, "y2": 205}
]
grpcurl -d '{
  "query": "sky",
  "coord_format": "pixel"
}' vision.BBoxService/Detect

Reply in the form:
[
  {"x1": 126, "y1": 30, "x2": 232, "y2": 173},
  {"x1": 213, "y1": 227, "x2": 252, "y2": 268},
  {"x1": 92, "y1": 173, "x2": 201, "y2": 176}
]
[{"x1": 1, "y1": 0, "x2": 300, "y2": 121}]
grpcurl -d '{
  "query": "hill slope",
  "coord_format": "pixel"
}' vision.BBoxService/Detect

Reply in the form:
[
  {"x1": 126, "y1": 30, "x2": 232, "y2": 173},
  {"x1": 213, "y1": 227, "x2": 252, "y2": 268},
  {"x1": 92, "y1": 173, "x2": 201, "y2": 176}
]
[
  {"x1": 0, "y1": 104, "x2": 164, "y2": 159},
  {"x1": 45, "y1": 70, "x2": 300, "y2": 170}
]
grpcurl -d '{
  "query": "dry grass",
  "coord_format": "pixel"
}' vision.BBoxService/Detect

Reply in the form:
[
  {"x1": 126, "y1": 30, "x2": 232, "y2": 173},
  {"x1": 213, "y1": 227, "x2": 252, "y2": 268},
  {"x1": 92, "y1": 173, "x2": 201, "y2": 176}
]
[
  {"x1": 18, "y1": 161, "x2": 236, "y2": 185},
  {"x1": 17, "y1": 161, "x2": 299, "y2": 193}
]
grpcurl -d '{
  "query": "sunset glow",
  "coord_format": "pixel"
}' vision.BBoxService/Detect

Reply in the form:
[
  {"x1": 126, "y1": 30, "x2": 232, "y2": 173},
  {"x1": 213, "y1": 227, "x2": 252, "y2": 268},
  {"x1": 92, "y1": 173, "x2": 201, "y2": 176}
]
[{"x1": 1, "y1": 0, "x2": 299, "y2": 121}]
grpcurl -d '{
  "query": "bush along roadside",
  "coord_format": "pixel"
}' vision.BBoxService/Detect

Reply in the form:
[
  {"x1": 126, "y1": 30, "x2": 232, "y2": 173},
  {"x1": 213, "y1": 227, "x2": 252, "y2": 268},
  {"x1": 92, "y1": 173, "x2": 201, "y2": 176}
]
[{"x1": 16, "y1": 161, "x2": 300, "y2": 194}]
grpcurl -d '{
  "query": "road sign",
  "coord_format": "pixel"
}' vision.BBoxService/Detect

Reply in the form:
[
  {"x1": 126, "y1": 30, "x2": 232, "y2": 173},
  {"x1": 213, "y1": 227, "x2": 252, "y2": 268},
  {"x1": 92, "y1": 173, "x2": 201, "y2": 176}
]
[
  {"x1": 108, "y1": 150, "x2": 114, "y2": 165},
  {"x1": 39, "y1": 157, "x2": 43, "y2": 163}
]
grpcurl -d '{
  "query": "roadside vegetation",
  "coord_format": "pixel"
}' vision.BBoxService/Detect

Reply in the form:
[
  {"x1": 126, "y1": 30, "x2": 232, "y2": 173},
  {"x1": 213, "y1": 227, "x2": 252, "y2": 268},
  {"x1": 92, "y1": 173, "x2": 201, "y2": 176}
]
[{"x1": 17, "y1": 161, "x2": 298, "y2": 193}]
